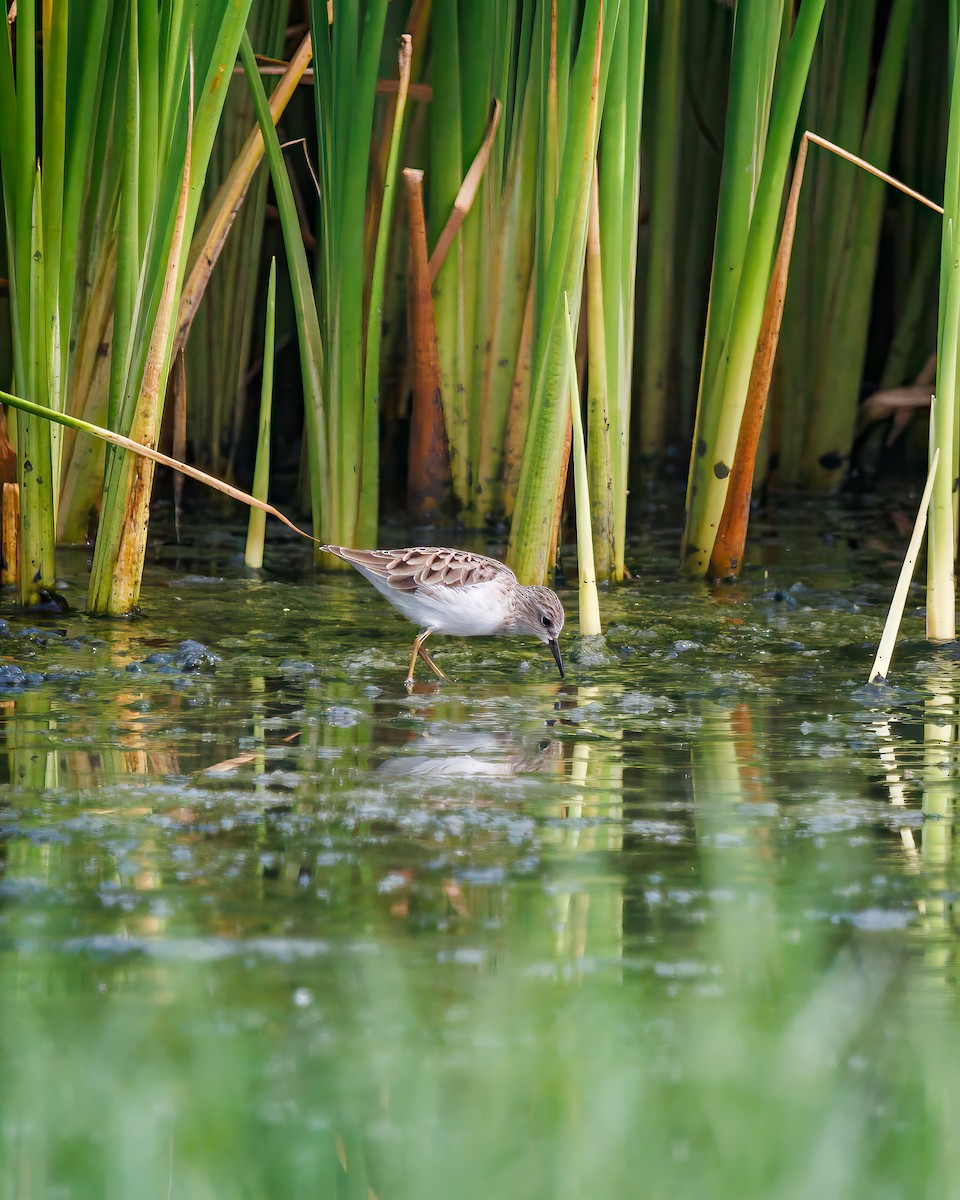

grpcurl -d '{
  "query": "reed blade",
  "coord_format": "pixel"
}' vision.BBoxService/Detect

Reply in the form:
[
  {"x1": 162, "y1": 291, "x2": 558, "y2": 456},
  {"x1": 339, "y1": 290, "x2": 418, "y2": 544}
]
[
  {"x1": 682, "y1": 0, "x2": 825, "y2": 577},
  {"x1": 928, "y1": 23, "x2": 960, "y2": 640},
  {"x1": 871, "y1": 447, "x2": 939, "y2": 682},
  {"x1": 245, "y1": 257, "x2": 277, "y2": 570},
  {"x1": 564, "y1": 293, "x2": 601, "y2": 637},
  {"x1": 359, "y1": 33, "x2": 413, "y2": 547}
]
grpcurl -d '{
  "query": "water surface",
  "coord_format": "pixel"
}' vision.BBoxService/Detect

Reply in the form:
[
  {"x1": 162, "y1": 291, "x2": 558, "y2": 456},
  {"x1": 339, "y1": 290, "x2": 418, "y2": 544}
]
[{"x1": 1, "y1": 495, "x2": 958, "y2": 1198}]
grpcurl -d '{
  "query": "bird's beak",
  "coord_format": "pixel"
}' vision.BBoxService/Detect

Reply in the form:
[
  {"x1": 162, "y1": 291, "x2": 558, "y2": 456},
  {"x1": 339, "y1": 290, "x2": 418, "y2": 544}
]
[{"x1": 548, "y1": 638, "x2": 564, "y2": 679}]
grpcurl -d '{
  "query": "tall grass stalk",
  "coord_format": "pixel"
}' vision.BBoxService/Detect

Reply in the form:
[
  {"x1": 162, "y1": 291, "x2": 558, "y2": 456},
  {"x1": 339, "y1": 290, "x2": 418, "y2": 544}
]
[
  {"x1": 245, "y1": 257, "x2": 277, "y2": 571},
  {"x1": 798, "y1": 0, "x2": 915, "y2": 489},
  {"x1": 585, "y1": 171, "x2": 613, "y2": 580},
  {"x1": 508, "y1": 0, "x2": 617, "y2": 585},
  {"x1": 597, "y1": 0, "x2": 646, "y2": 580},
  {"x1": 57, "y1": 11, "x2": 303, "y2": 551},
  {"x1": 475, "y1": 7, "x2": 541, "y2": 526},
  {"x1": 672, "y1": 8, "x2": 728, "y2": 452},
  {"x1": 19, "y1": 172, "x2": 56, "y2": 606},
  {"x1": 89, "y1": 53, "x2": 195, "y2": 616},
  {"x1": 680, "y1": 0, "x2": 785, "y2": 576},
  {"x1": 704, "y1": 119, "x2": 947, "y2": 582},
  {"x1": 428, "y1": 0, "x2": 468, "y2": 510},
  {"x1": 775, "y1": 0, "x2": 876, "y2": 477},
  {"x1": 0, "y1": 3, "x2": 288, "y2": 605},
  {"x1": 310, "y1": 0, "x2": 390, "y2": 554},
  {"x1": 637, "y1": 0, "x2": 679, "y2": 462},
  {"x1": 928, "y1": 24, "x2": 960, "y2": 641},
  {"x1": 423, "y1": 2, "x2": 541, "y2": 528},
  {"x1": 359, "y1": 34, "x2": 413, "y2": 547},
  {"x1": 178, "y1": 34, "x2": 313, "y2": 363},
  {"x1": 253, "y1": 4, "x2": 409, "y2": 558},
  {"x1": 709, "y1": 137, "x2": 808, "y2": 582},
  {"x1": 415, "y1": 0, "x2": 630, "y2": 551},
  {"x1": 0, "y1": 1, "x2": 95, "y2": 601},
  {"x1": 88, "y1": 6, "x2": 257, "y2": 614},
  {"x1": 55, "y1": 0, "x2": 122, "y2": 544},
  {"x1": 564, "y1": 295, "x2": 601, "y2": 637},
  {"x1": 681, "y1": 0, "x2": 825, "y2": 577},
  {"x1": 186, "y1": 0, "x2": 290, "y2": 477},
  {"x1": 241, "y1": 32, "x2": 326, "y2": 544}
]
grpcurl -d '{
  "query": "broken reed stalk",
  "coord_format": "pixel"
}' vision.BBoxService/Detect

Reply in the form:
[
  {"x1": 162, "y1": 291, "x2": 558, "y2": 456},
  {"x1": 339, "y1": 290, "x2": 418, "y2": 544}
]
[
  {"x1": 428, "y1": 99, "x2": 502, "y2": 285},
  {"x1": 870, "y1": 446, "x2": 939, "y2": 682},
  {"x1": 0, "y1": 386, "x2": 318, "y2": 547},
  {"x1": 404, "y1": 167, "x2": 451, "y2": 521},
  {"x1": 235, "y1": 65, "x2": 434, "y2": 102},
  {"x1": 425, "y1": 84, "x2": 506, "y2": 520},
  {"x1": 804, "y1": 131, "x2": 943, "y2": 215}
]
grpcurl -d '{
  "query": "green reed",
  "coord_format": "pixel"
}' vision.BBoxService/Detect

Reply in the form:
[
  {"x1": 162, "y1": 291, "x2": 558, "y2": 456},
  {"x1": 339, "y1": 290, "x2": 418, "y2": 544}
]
[
  {"x1": 928, "y1": 21, "x2": 960, "y2": 641},
  {"x1": 246, "y1": 2, "x2": 411, "y2": 558},
  {"x1": 795, "y1": 0, "x2": 915, "y2": 489},
  {"x1": 0, "y1": 3, "x2": 282, "y2": 611},
  {"x1": 595, "y1": 0, "x2": 646, "y2": 581},
  {"x1": 245, "y1": 257, "x2": 277, "y2": 570},
  {"x1": 186, "y1": 0, "x2": 289, "y2": 479},
  {"x1": 682, "y1": 0, "x2": 824, "y2": 578},
  {"x1": 507, "y1": 0, "x2": 620, "y2": 585},
  {"x1": 88, "y1": 3, "x2": 256, "y2": 614}
]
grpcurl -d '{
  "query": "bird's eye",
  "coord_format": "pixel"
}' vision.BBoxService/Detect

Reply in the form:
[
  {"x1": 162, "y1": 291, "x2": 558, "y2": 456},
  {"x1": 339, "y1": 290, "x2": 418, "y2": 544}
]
[{"x1": 541, "y1": 614, "x2": 550, "y2": 627}]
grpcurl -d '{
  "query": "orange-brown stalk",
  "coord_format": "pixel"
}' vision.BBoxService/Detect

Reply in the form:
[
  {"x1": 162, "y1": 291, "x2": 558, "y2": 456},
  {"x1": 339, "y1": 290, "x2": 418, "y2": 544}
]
[
  {"x1": 709, "y1": 138, "x2": 808, "y2": 582},
  {"x1": 404, "y1": 168, "x2": 451, "y2": 522},
  {"x1": 709, "y1": 129, "x2": 941, "y2": 580}
]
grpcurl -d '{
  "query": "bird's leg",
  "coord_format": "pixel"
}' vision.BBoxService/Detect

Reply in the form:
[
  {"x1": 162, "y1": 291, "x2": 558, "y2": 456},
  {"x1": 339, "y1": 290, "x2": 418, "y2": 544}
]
[
  {"x1": 405, "y1": 635, "x2": 424, "y2": 686},
  {"x1": 406, "y1": 629, "x2": 445, "y2": 687},
  {"x1": 419, "y1": 641, "x2": 447, "y2": 681}
]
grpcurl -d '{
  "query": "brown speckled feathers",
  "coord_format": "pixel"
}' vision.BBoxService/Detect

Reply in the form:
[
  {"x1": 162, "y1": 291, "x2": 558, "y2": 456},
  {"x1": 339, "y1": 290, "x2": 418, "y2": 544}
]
[{"x1": 323, "y1": 546, "x2": 510, "y2": 592}]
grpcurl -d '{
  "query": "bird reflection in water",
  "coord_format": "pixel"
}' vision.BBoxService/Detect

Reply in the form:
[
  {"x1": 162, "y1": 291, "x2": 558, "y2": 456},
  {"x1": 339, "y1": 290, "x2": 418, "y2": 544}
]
[{"x1": 377, "y1": 730, "x2": 564, "y2": 777}]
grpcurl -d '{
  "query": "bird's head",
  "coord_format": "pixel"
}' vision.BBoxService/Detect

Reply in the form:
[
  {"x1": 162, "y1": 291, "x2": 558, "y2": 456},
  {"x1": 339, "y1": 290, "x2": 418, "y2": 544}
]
[{"x1": 518, "y1": 585, "x2": 565, "y2": 677}]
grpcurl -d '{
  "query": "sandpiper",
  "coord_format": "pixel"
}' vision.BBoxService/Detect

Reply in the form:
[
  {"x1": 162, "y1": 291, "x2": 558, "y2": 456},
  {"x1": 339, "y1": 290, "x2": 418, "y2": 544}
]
[{"x1": 322, "y1": 545, "x2": 565, "y2": 686}]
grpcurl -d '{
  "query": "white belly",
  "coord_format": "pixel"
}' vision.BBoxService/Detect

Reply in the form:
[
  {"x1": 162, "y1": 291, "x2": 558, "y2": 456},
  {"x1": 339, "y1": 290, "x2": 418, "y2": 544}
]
[{"x1": 371, "y1": 579, "x2": 507, "y2": 636}]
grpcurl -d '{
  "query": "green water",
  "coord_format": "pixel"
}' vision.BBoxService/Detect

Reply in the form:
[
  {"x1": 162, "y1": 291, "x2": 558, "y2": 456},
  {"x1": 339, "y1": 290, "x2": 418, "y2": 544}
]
[{"x1": 2, "y1": 498, "x2": 959, "y2": 1198}]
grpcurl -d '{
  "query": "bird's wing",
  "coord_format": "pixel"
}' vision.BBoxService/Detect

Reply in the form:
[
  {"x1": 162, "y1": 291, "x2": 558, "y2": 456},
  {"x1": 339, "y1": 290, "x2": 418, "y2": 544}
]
[{"x1": 323, "y1": 546, "x2": 510, "y2": 592}]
